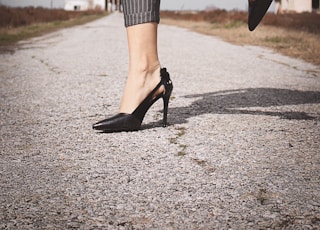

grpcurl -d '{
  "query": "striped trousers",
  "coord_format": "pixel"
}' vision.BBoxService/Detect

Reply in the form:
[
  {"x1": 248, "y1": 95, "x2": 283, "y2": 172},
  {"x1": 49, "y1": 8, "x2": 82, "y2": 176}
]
[{"x1": 122, "y1": 0, "x2": 161, "y2": 27}]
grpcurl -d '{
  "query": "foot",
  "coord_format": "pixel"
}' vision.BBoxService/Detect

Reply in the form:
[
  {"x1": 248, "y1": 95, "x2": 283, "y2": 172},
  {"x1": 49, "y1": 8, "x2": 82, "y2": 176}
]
[
  {"x1": 119, "y1": 64, "x2": 164, "y2": 114},
  {"x1": 92, "y1": 68, "x2": 173, "y2": 132}
]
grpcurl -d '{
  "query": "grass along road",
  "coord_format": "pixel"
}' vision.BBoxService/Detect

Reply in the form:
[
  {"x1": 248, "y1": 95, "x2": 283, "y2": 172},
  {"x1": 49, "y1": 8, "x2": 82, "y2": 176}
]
[
  {"x1": 161, "y1": 11, "x2": 320, "y2": 67},
  {"x1": 0, "y1": 7, "x2": 108, "y2": 47}
]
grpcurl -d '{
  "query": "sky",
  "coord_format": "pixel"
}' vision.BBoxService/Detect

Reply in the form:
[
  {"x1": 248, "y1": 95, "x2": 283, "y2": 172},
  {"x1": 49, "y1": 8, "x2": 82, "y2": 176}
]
[{"x1": 0, "y1": 0, "x2": 275, "y2": 11}]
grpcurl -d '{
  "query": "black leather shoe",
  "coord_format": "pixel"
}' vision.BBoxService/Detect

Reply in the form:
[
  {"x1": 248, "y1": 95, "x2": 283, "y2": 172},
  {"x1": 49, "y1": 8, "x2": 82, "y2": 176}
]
[
  {"x1": 93, "y1": 68, "x2": 173, "y2": 133},
  {"x1": 248, "y1": 0, "x2": 273, "y2": 31}
]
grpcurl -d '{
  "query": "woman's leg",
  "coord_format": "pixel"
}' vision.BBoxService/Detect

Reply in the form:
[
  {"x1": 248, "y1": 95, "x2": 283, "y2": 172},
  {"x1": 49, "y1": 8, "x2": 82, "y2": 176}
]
[
  {"x1": 93, "y1": 0, "x2": 272, "y2": 132},
  {"x1": 120, "y1": 0, "x2": 162, "y2": 114},
  {"x1": 93, "y1": 0, "x2": 172, "y2": 132},
  {"x1": 119, "y1": 22, "x2": 161, "y2": 113}
]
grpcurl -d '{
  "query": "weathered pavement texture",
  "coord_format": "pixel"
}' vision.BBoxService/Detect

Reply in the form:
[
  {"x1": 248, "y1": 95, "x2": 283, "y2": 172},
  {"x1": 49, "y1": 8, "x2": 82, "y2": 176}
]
[{"x1": 1, "y1": 12, "x2": 320, "y2": 229}]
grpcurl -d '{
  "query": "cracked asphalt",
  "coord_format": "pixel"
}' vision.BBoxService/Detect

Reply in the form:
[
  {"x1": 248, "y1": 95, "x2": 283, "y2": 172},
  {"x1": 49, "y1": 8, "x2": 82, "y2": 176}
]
[{"x1": 1, "y1": 12, "x2": 320, "y2": 229}]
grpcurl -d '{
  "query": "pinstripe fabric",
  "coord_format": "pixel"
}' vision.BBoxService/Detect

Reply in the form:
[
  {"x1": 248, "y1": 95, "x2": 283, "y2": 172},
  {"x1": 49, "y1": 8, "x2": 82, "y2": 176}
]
[{"x1": 122, "y1": 0, "x2": 161, "y2": 27}]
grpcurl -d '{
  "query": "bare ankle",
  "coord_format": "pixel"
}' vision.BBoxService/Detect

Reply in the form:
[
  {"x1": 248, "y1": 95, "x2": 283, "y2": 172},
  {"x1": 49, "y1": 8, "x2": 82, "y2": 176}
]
[
  {"x1": 120, "y1": 65, "x2": 162, "y2": 114},
  {"x1": 129, "y1": 61, "x2": 160, "y2": 74}
]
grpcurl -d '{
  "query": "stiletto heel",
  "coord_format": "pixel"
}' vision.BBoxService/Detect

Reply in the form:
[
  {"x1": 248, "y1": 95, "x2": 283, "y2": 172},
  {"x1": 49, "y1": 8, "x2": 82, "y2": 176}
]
[
  {"x1": 93, "y1": 68, "x2": 173, "y2": 132},
  {"x1": 162, "y1": 82, "x2": 172, "y2": 127},
  {"x1": 163, "y1": 97, "x2": 169, "y2": 127}
]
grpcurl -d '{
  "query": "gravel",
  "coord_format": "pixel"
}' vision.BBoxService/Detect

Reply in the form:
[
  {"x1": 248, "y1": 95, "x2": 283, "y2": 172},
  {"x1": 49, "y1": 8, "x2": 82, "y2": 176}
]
[{"x1": 1, "y1": 12, "x2": 320, "y2": 229}]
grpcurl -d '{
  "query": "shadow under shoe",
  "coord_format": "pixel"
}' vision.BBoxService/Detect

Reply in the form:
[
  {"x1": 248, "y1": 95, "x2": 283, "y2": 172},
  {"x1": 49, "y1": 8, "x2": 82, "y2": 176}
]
[
  {"x1": 93, "y1": 68, "x2": 173, "y2": 133},
  {"x1": 248, "y1": 0, "x2": 273, "y2": 31}
]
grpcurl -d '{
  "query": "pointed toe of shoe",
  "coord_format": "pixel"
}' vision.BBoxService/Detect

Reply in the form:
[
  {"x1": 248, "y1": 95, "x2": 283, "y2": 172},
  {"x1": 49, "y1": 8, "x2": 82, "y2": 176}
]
[
  {"x1": 92, "y1": 121, "x2": 104, "y2": 130},
  {"x1": 92, "y1": 113, "x2": 142, "y2": 132},
  {"x1": 248, "y1": 0, "x2": 273, "y2": 31}
]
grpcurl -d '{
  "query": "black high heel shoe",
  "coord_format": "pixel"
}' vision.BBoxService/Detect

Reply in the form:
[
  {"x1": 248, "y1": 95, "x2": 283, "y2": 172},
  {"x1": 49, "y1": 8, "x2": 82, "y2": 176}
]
[
  {"x1": 93, "y1": 68, "x2": 173, "y2": 132},
  {"x1": 248, "y1": 0, "x2": 273, "y2": 31}
]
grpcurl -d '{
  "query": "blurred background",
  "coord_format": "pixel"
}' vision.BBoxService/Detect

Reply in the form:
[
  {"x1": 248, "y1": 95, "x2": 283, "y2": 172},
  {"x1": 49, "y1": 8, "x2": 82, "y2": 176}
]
[
  {"x1": 0, "y1": 0, "x2": 319, "y2": 65},
  {"x1": 0, "y1": 0, "x2": 320, "y2": 12}
]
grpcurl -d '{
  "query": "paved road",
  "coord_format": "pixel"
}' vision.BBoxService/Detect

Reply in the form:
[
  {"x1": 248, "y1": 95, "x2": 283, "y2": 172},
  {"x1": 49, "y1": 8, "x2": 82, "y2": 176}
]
[{"x1": 1, "y1": 13, "x2": 320, "y2": 229}]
